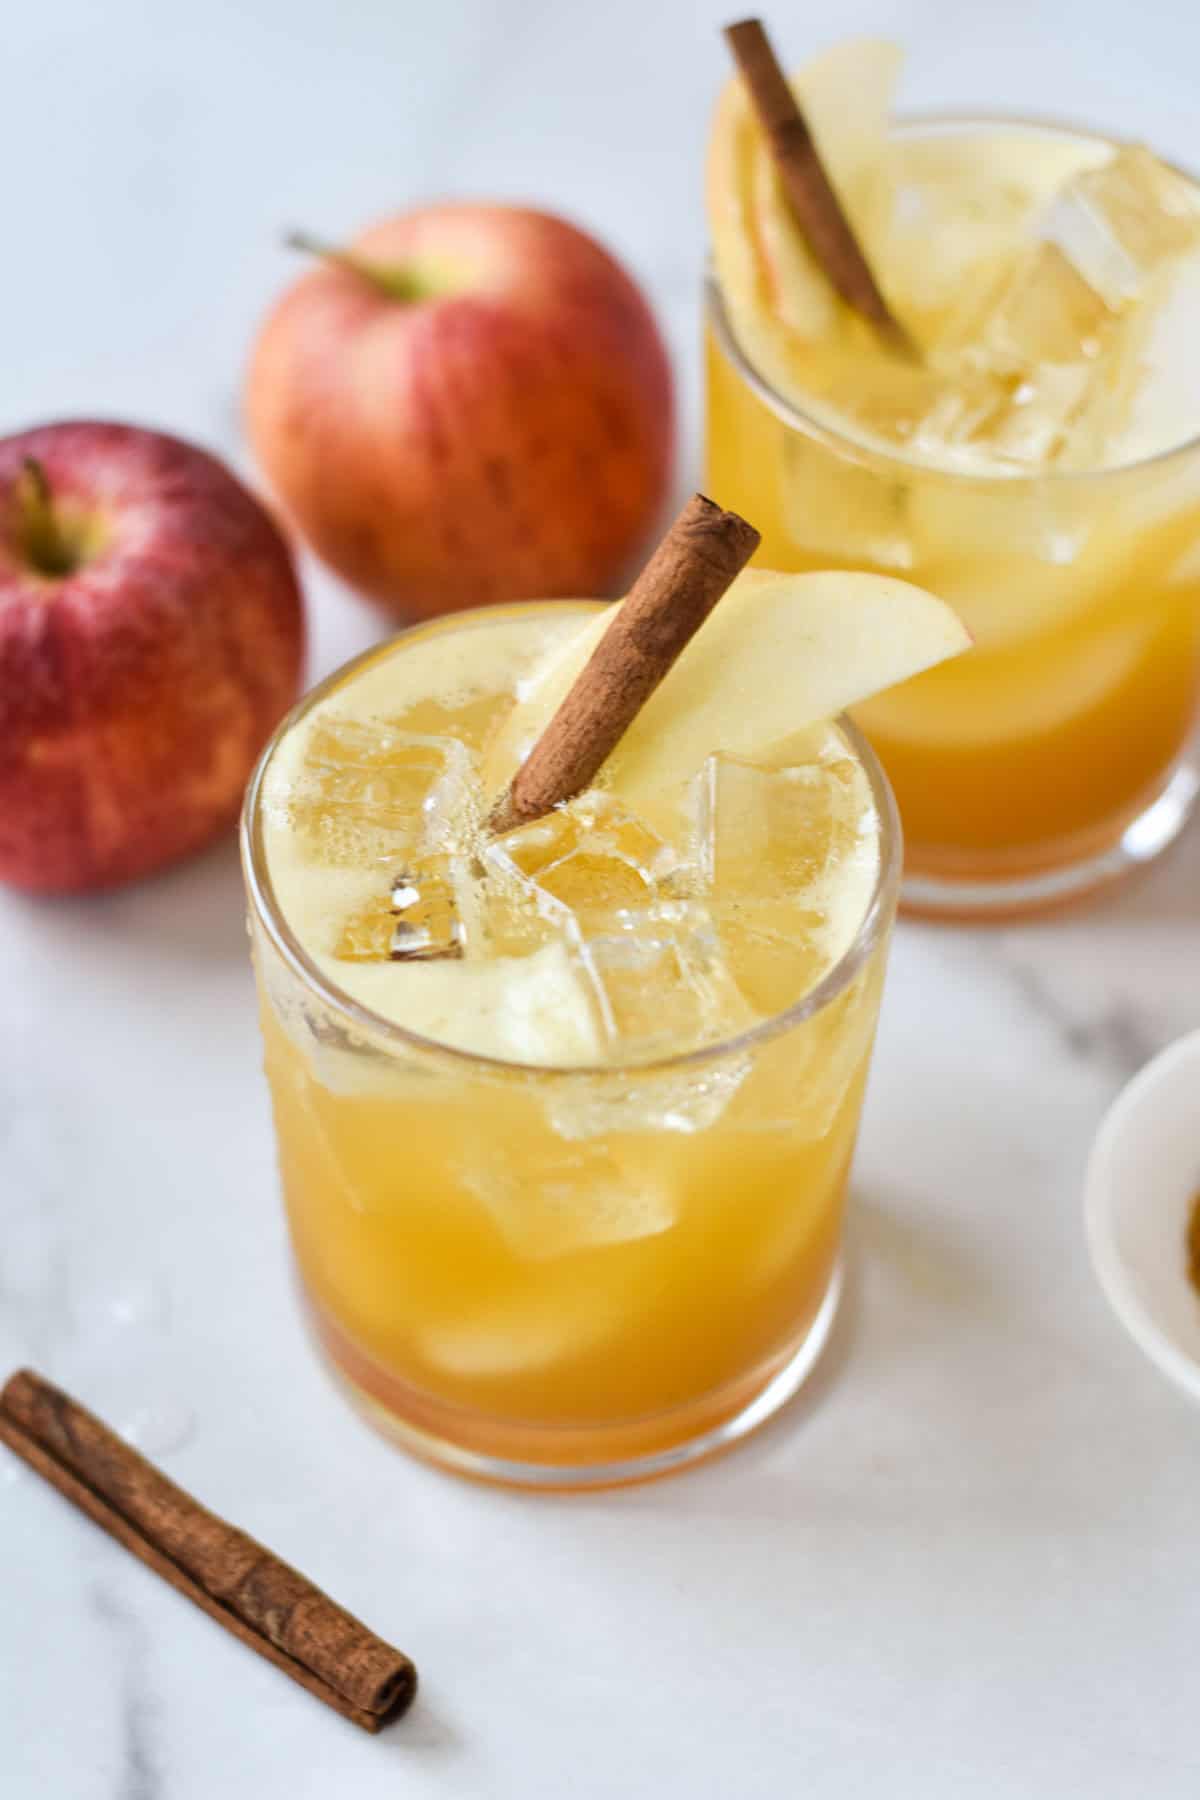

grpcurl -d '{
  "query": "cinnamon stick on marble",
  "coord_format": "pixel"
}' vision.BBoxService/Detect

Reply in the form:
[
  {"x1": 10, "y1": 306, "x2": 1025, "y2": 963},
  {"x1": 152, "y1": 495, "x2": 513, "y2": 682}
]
[
  {"x1": 723, "y1": 17, "x2": 915, "y2": 356},
  {"x1": 489, "y1": 493, "x2": 759, "y2": 834},
  {"x1": 0, "y1": 1369, "x2": 416, "y2": 1733}
]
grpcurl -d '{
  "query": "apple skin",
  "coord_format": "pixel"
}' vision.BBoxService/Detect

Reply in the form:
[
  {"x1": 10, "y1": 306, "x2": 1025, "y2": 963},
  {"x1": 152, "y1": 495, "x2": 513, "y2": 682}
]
[
  {"x1": 245, "y1": 204, "x2": 674, "y2": 617},
  {"x1": 0, "y1": 421, "x2": 305, "y2": 893}
]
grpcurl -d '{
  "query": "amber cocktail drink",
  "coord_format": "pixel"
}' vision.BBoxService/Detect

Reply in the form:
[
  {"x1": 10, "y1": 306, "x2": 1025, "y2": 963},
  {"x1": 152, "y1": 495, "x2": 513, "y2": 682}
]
[
  {"x1": 707, "y1": 44, "x2": 1200, "y2": 913},
  {"x1": 241, "y1": 576, "x2": 945, "y2": 1485}
]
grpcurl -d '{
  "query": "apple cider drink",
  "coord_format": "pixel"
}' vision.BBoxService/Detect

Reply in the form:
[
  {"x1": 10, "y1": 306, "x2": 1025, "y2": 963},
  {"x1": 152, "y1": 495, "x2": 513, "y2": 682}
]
[
  {"x1": 242, "y1": 576, "x2": 935, "y2": 1485},
  {"x1": 706, "y1": 42, "x2": 1200, "y2": 913}
]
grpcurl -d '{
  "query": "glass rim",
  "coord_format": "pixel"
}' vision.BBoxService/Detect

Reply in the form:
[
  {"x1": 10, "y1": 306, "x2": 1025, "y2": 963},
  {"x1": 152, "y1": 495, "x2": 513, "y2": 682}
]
[
  {"x1": 240, "y1": 602, "x2": 902, "y2": 1082},
  {"x1": 707, "y1": 107, "x2": 1200, "y2": 486}
]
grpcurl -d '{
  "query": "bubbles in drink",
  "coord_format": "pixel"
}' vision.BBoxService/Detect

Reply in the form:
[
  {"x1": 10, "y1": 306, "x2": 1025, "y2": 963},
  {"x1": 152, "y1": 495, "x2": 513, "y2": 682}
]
[
  {"x1": 264, "y1": 609, "x2": 884, "y2": 1080},
  {"x1": 279, "y1": 682, "x2": 879, "y2": 1069}
]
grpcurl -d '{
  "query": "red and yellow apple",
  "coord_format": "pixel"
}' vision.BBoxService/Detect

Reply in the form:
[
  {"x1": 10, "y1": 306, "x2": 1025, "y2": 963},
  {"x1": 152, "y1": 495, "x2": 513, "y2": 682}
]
[
  {"x1": 0, "y1": 421, "x2": 304, "y2": 893},
  {"x1": 245, "y1": 203, "x2": 674, "y2": 618}
]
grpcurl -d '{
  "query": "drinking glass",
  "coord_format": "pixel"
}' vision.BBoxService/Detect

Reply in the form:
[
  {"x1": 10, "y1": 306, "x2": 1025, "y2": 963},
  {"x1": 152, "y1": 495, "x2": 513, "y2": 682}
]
[
  {"x1": 241, "y1": 609, "x2": 900, "y2": 1488},
  {"x1": 706, "y1": 117, "x2": 1200, "y2": 917}
]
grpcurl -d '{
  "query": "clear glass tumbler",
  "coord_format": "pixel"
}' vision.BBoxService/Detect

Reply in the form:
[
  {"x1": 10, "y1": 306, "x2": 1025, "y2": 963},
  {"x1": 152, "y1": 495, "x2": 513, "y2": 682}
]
[
  {"x1": 706, "y1": 117, "x2": 1200, "y2": 918},
  {"x1": 241, "y1": 610, "x2": 900, "y2": 1489}
]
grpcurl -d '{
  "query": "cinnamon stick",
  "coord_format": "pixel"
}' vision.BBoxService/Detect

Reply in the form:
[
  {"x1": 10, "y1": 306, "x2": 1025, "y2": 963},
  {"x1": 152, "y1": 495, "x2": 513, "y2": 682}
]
[
  {"x1": 0, "y1": 1369, "x2": 416, "y2": 1734},
  {"x1": 723, "y1": 18, "x2": 915, "y2": 356},
  {"x1": 489, "y1": 493, "x2": 759, "y2": 834}
]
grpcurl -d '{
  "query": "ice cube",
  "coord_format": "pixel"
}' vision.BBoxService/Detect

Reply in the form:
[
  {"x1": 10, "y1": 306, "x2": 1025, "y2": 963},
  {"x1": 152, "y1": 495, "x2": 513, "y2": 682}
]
[
  {"x1": 574, "y1": 899, "x2": 756, "y2": 1059},
  {"x1": 546, "y1": 1058, "x2": 751, "y2": 1140},
  {"x1": 387, "y1": 861, "x2": 468, "y2": 961},
  {"x1": 330, "y1": 892, "x2": 396, "y2": 962},
  {"x1": 915, "y1": 149, "x2": 1200, "y2": 471},
  {"x1": 480, "y1": 791, "x2": 684, "y2": 955},
  {"x1": 314, "y1": 939, "x2": 606, "y2": 1067},
  {"x1": 330, "y1": 855, "x2": 478, "y2": 964},
  {"x1": 980, "y1": 242, "x2": 1112, "y2": 366},
  {"x1": 419, "y1": 1276, "x2": 634, "y2": 1377},
  {"x1": 1100, "y1": 247, "x2": 1200, "y2": 464},
  {"x1": 880, "y1": 168, "x2": 1028, "y2": 341},
  {"x1": 307, "y1": 1029, "x2": 441, "y2": 1102},
  {"x1": 779, "y1": 427, "x2": 913, "y2": 569},
  {"x1": 905, "y1": 238, "x2": 1119, "y2": 470},
  {"x1": 923, "y1": 354, "x2": 1158, "y2": 472},
  {"x1": 911, "y1": 355, "x2": 1114, "y2": 471},
  {"x1": 697, "y1": 749, "x2": 879, "y2": 1014},
  {"x1": 457, "y1": 1137, "x2": 675, "y2": 1260},
  {"x1": 701, "y1": 750, "x2": 867, "y2": 893},
  {"x1": 1044, "y1": 145, "x2": 1200, "y2": 311},
  {"x1": 908, "y1": 472, "x2": 1095, "y2": 581},
  {"x1": 288, "y1": 720, "x2": 473, "y2": 867}
]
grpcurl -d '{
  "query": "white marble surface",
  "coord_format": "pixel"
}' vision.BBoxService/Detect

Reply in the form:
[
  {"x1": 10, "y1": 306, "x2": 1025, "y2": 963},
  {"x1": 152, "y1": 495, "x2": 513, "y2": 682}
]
[{"x1": 4, "y1": 1, "x2": 1200, "y2": 1794}]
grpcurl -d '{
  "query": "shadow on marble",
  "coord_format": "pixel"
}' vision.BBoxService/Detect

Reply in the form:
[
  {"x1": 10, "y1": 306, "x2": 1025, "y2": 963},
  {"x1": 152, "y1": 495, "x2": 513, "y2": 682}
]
[
  {"x1": 379, "y1": 1688, "x2": 462, "y2": 1757},
  {"x1": 20, "y1": 832, "x2": 252, "y2": 968},
  {"x1": 586, "y1": 1186, "x2": 1006, "y2": 1519},
  {"x1": 853, "y1": 1189, "x2": 1000, "y2": 1316},
  {"x1": 1089, "y1": 815, "x2": 1200, "y2": 926}
]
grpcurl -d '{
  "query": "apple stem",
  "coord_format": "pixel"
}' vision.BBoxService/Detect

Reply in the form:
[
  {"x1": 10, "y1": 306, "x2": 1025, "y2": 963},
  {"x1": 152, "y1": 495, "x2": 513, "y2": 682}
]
[
  {"x1": 15, "y1": 457, "x2": 76, "y2": 577},
  {"x1": 284, "y1": 229, "x2": 432, "y2": 303}
]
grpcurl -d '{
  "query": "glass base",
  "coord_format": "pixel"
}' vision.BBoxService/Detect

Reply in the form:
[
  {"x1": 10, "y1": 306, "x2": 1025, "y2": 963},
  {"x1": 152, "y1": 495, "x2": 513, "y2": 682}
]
[
  {"x1": 310, "y1": 1261, "x2": 844, "y2": 1492},
  {"x1": 901, "y1": 758, "x2": 1200, "y2": 922}
]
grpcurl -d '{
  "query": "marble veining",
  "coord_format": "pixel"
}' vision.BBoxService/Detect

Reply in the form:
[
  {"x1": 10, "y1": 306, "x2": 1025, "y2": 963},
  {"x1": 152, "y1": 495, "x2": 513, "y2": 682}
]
[
  {"x1": 88, "y1": 1584, "x2": 163, "y2": 1800},
  {"x1": 993, "y1": 951, "x2": 1165, "y2": 1081}
]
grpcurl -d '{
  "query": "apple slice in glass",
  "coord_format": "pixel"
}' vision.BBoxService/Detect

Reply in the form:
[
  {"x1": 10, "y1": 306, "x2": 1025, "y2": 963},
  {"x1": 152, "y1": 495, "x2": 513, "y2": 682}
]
[
  {"x1": 485, "y1": 567, "x2": 970, "y2": 832},
  {"x1": 708, "y1": 36, "x2": 902, "y2": 383}
]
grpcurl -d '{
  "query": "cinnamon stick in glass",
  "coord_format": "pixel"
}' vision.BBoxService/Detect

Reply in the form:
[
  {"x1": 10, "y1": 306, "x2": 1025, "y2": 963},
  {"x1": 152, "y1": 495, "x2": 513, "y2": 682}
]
[
  {"x1": 723, "y1": 17, "x2": 915, "y2": 356},
  {"x1": 489, "y1": 492, "x2": 760, "y2": 834},
  {"x1": 0, "y1": 1369, "x2": 416, "y2": 1733}
]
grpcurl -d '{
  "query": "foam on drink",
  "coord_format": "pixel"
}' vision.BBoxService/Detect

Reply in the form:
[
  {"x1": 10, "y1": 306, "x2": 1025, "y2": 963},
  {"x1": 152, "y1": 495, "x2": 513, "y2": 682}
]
[{"x1": 260, "y1": 605, "x2": 881, "y2": 1069}]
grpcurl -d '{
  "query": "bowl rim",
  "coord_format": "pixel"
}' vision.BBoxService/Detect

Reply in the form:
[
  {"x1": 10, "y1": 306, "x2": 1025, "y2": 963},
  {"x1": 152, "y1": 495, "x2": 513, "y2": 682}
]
[{"x1": 1084, "y1": 1025, "x2": 1200, "y2": 1402}]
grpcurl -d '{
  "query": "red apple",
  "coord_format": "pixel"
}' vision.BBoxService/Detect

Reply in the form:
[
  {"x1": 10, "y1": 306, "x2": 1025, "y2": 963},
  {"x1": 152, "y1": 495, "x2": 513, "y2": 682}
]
[
  {"x1": 245, "y1": 204, "x2": 674, "y2": 617},
  {"x1": 0, "y1": 421, "x2": 304, "y2": 893}
]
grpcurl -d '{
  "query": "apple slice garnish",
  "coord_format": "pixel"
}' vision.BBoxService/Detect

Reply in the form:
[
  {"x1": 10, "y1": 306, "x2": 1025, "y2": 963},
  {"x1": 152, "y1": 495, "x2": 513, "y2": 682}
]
[
  {"x1": 486, "y1": 567, "x2": 970, "y2": 828},
  {"x1": 708, "y1": 36, "x2": 902, "y2": 386},
  {"x1": 706, "y1": 56, "x2": 816, "y2": 392},
  {"x1": 782, "y1": 38, "x2": 901, "y2": 252}
]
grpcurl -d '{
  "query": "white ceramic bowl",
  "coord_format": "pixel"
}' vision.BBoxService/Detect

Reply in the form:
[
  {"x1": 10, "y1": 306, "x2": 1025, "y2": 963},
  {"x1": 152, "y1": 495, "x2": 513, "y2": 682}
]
[{"x1": 1086, "y1": 1028, "x2": 1200, "y2": 1402}]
